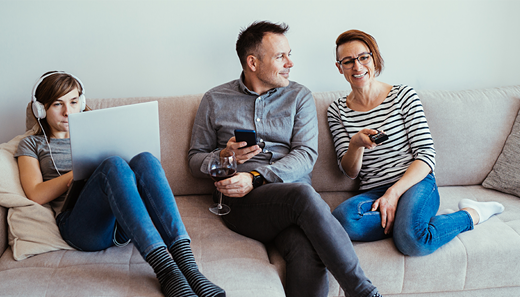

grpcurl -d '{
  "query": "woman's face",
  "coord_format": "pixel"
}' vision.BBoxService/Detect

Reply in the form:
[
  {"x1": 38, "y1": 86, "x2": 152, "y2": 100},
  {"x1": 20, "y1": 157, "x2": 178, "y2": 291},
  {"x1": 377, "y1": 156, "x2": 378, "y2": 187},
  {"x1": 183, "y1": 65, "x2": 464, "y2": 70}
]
[
  {"x1": 45, "y1": 88, "x2": 81, "y2": 138},
  {"x1": 336, "y1": 40, "x2": 375, "y2": 89}
]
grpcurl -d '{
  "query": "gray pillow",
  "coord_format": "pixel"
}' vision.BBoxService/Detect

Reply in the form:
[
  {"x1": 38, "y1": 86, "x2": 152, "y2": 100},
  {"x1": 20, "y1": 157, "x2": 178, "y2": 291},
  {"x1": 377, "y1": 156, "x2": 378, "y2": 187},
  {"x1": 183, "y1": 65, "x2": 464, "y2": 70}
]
[{"x1": 483, "y1": 109, "x2": 520, "y2": 197}]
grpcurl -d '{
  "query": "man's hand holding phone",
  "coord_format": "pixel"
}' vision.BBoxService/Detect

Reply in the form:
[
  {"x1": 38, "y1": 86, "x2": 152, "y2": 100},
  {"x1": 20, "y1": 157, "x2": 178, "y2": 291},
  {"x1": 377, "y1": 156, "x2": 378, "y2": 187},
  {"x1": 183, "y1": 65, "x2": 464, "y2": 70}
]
[
  {"x1": 220, "y1": 129, "x2": 261, "y2": 164},
  {"x1": 215, "y1": 129, "x2": 261, "y2": 197}
]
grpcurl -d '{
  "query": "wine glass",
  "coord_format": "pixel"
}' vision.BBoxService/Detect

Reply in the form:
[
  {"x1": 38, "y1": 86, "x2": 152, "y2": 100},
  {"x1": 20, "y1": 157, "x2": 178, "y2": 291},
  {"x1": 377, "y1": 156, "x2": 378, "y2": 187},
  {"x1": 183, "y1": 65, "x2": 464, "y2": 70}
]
[{"x1": 207, "y1": 151, "x2": 237, "y2": 215}]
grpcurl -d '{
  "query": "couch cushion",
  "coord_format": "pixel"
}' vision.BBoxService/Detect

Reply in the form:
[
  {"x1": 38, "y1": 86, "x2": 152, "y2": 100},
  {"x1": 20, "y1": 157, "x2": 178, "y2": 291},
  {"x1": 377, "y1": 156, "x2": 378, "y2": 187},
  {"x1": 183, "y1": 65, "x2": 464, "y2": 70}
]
[
  {"x1": 482, "y1": 108, "x2": 520, "y2": 197},
  {"x1": 0, "y1": 131, "x2": 73, "y2": 260},
  {"x1": 418, "y1": 86, "x2": 520, "y2": 187},
  {"x1": 437, "y1": 186, "x2": 520, "y2": 291},
  {"x1": 178, "y1": 195, "x2": 285, "y2": 296},
  {"x1": 0, "y1": 194, "x2": 286, "y2": 297},
  {"x1": 315, "y1": 186, "x2": 520, "y2": 296},
  {"x1": 0, "y1": 244, "x2": 161, "y2": 296}
]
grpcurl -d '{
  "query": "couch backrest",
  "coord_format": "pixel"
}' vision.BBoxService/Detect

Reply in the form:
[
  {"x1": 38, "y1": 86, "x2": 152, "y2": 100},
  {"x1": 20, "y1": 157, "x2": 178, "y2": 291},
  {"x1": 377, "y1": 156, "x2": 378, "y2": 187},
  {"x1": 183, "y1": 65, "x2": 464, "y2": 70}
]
[
  {"x1": 86, "y1": 96, "x2": 217, "y2": 196},
  {"x1": 26, "y1": 95, "x2": 216, "y2": 196},
  {"x1": 311, "y1": 86, "x2": 520, "y2": 188},
  {"x1": 25, "y1": 85, "x2": 520, "y2": 195},
  {"x1": 79, "y1": 94, "x2": 360, "y2": 195},
  {"x1": 310, "y1": 91, "x2": 359, "y2": 192},
  {"x1": 418, "y1": 86, "x2": 520, "y2": 186},
  {"x1": 25, "y1": 93, "x2": 360, "y2": 196}
]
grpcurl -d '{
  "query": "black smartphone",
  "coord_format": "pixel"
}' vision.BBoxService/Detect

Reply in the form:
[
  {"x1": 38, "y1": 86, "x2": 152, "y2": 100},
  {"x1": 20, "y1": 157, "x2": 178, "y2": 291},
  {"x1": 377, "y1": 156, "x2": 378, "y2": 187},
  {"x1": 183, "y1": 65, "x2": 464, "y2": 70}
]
[{"x1": 234, "y1": 129, "x2": 257, "y2": 147}]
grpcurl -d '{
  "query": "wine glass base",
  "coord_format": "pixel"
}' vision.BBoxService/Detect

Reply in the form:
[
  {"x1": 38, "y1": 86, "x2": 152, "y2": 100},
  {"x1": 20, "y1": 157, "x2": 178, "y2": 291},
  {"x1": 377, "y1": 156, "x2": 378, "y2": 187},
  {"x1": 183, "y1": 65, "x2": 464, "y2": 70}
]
[{"x1": 209, "y1": 203, "x2": 231, "y2": 216}]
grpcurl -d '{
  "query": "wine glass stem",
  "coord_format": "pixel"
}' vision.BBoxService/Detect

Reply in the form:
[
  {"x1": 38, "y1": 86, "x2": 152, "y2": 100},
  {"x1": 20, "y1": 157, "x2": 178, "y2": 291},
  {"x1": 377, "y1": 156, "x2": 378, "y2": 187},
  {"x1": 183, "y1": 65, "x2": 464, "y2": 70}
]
[{"x1": 218, "y1": 191, "x2": 223, "y2": 209}]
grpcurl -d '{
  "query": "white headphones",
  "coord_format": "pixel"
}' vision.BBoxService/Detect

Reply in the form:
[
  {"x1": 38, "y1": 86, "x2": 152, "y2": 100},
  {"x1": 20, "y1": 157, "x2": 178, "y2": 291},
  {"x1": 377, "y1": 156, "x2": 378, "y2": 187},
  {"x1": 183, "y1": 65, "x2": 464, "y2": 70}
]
[{"x1": 31, "y1": 71, "x2": 87, "y2": 119}]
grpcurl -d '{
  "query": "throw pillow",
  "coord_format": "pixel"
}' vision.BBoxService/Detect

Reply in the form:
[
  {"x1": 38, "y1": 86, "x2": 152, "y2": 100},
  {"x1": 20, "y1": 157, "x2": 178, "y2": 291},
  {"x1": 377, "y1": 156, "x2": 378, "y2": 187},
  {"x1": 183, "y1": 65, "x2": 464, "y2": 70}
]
[
  {"x1": 0, "y1": 130, "x2": 73, "y2": 260},
  {"x1": 483, "y1": 108, "x2": 520, "y2": 197}
]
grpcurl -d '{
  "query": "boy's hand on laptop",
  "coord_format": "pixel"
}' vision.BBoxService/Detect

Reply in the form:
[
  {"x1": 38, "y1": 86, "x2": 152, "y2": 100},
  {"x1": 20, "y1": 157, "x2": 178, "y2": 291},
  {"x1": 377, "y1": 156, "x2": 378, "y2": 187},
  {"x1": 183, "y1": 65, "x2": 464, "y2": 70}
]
[
  {"x1": 221, "y1": 137, "x2": 261, "y2": 164},
  {"x1": 215, "y1": 172, "x2": 254, "y2": 198}
]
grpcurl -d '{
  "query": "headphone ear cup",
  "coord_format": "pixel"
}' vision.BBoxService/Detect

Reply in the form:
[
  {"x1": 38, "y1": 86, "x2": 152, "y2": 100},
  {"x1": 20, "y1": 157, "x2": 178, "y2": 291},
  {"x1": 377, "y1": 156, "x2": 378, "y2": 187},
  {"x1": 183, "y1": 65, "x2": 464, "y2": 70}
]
[
  {"x1": 79, "y1": 94, "x2": 86, "y2": 112},
  {"x1": 32, "y1": 101, "x2": 46, "y2": 119}
]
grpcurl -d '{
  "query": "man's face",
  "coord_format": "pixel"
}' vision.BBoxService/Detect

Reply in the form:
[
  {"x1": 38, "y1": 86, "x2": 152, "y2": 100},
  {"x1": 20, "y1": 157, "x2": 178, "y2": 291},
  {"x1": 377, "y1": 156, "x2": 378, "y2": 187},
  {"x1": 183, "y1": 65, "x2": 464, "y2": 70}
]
[{"x1": 254, "y1": 33, "x2": 294, "y2": 93}]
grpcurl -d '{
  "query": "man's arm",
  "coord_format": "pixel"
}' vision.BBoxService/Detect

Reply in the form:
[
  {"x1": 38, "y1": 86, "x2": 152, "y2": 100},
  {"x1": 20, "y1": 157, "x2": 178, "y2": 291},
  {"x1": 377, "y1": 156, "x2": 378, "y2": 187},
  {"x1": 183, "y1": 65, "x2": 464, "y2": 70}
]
[
  {"x1": 189, "y1": 90, "x2": 263, "y2": 173},
  {"x1": 189, "y1": 86, "x2": 318, "y2": 191},
  {"x1": 188, "y1": 93, "x2": 218, "y2": 178},
  {"x1": 254, "y1": 89, "x2": 318, "y2": 183},
  {"x1": 214, "y1": 110, "x2": 320, "y2": 195}
]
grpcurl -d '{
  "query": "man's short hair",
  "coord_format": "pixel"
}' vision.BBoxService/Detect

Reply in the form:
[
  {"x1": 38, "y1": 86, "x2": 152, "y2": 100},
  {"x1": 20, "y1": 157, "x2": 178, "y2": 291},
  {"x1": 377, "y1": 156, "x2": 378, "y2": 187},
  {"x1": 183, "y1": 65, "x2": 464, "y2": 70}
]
[{"x1": 236, "y1": 21, "x2": 289, "y2": 67}]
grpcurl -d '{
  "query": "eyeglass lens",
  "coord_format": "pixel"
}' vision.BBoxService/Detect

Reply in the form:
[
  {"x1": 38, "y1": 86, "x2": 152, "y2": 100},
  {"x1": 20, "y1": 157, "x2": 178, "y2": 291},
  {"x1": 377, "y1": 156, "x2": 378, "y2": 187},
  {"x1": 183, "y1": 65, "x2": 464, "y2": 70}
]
[{"x1": 340, "y1": 54, "x2": 372, "y2": 69}]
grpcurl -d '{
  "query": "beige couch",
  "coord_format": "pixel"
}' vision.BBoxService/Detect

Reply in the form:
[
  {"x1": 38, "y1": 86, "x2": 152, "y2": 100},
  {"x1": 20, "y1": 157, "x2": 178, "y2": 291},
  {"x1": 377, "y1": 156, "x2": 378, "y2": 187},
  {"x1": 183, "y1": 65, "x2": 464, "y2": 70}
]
[{"x1": 1, "y1": 85, "x2": 520, "y2": 297}]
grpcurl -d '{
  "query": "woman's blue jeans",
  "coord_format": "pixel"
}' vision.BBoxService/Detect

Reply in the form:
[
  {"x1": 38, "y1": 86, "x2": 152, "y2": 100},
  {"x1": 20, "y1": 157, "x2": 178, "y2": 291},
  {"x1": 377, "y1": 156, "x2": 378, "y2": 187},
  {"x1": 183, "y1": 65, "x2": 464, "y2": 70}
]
[
  {"x1": 57, "y1": 152, "x2": 190, "y2": 259},
  {"x1": 332, "y1": 174, "x2": 473, "y2": 256}
]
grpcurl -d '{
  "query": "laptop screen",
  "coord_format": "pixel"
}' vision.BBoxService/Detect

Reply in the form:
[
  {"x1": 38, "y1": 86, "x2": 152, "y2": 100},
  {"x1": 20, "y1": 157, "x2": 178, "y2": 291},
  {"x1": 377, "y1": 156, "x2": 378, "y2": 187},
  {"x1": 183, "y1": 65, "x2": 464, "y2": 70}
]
[{"x1": 68, "y1": 101, "x2": 161, "y2": 181}]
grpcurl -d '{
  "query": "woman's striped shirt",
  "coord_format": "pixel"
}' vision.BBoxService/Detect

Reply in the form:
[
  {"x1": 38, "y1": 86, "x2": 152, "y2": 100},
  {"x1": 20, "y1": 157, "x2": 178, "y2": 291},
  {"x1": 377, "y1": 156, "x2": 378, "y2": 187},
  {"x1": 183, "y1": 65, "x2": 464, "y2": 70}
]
[{"x1": 327, "y1": 84, "x2": 436, "y2": 190}]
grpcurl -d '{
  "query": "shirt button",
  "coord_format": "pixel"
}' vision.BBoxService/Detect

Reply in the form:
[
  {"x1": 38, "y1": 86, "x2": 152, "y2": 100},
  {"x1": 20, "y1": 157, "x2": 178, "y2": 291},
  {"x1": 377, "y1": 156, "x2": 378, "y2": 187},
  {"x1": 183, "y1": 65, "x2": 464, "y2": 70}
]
[
  {"x1": 256, "y1": 118, "x2": 261, "y2": 122},
  {"x1": 264, "y1": 149, "x2": 269, "y2": 153},
  {"x1": 259, "y1": 139, "x2": 264, "y2": 142}
]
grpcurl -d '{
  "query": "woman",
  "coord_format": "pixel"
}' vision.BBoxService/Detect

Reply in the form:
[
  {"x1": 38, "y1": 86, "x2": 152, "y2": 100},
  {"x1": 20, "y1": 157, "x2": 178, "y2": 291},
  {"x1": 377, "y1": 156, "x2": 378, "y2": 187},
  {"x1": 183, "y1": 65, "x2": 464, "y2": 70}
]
[
  {"x1": 15, "y1": 71, "x2": 225, "y2": 297},
  {"x1": 327, "y1": 30, "x2": 505, "y2": 256}
]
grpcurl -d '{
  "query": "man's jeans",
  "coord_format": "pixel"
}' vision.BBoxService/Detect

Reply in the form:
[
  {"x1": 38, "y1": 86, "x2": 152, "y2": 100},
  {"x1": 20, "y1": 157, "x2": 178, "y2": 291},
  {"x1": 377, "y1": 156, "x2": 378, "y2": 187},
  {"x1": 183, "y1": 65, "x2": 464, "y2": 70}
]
[
  {"x1": 57, "y1": 152, "x2": 190, "y2": 259},
  {"x1": 221, "y1": 182, "x2": 378, "y2": 297},
  {"x1": 332, "y1": 174, "x2": 473, "y2": 256}
]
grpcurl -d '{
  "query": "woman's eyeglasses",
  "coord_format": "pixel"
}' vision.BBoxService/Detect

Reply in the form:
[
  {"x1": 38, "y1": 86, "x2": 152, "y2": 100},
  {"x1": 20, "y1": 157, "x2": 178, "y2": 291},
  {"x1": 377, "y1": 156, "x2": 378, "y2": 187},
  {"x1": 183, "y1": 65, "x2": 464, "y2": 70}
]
[{"x1": 337, "y1": 53, "x2": 373, "y2": 69}]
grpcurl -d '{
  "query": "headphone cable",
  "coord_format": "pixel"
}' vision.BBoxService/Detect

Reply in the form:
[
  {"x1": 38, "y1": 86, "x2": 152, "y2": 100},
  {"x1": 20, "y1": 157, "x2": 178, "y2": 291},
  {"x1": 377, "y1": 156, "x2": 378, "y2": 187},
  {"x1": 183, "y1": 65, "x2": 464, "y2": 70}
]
[{"x1": 38, "y1": 119, "x2": 62, "y2": 176}]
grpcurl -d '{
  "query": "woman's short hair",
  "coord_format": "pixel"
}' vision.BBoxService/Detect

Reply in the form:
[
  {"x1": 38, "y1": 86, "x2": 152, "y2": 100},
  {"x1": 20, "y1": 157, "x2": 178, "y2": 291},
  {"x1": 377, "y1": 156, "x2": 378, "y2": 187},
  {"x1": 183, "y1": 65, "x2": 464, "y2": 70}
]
[
  {"x1": 335, "y1": 30, "x2": 384, "y2": 76},
  {"x1": 236, "y1": 21, "x2": 289, "y2": 67}
]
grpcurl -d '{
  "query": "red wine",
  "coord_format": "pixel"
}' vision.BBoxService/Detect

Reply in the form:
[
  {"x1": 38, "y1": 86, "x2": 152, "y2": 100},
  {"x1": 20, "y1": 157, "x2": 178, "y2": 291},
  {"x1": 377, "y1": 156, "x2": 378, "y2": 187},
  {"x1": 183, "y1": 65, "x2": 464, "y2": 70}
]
[{"x1": 209, "y1": 168, "x2": 236, "y2": 182}]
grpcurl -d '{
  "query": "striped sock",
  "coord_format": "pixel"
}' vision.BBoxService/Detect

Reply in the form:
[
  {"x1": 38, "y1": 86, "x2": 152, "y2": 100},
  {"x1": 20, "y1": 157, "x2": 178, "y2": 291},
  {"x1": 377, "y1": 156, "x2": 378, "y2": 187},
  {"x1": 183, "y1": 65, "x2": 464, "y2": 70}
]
[
  {"x1": 170, "y1": 240, "x2": 226, "y2": 297},
  {"x1": 146, "y1": 247, "x2": 197, "y2": 297}
]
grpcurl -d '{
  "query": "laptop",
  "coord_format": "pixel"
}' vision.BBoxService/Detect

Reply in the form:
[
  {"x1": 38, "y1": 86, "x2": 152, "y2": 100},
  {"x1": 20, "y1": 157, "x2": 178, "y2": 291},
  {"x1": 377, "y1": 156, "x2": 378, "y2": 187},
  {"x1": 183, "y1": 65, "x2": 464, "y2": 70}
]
[{"x1": 60, "y1": 101, "x2": 161, "y2": 212}]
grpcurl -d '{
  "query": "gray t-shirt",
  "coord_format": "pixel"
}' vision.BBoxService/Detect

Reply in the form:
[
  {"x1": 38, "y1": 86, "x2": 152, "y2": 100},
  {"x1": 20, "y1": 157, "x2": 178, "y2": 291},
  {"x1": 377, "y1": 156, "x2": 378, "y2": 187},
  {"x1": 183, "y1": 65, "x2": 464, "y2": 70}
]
[{"x1": 15, "y1": 135, "x2": 72, "y2": 215}]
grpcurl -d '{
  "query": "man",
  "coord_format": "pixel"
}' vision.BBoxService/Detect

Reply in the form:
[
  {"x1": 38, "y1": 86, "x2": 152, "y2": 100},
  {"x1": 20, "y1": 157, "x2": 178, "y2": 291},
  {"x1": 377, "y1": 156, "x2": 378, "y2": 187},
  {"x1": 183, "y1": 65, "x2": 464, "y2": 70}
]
[{"x1": 188, "y1": 21, "x2": 382, "y2": 297}]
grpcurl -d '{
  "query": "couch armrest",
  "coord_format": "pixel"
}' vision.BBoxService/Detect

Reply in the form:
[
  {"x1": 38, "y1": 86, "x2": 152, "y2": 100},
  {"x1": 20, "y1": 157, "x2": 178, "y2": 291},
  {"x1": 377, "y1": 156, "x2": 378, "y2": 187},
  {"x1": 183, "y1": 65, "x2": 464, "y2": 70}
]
[{"x1": 0, "y1": 206, "x2": 7, "y2": 256}]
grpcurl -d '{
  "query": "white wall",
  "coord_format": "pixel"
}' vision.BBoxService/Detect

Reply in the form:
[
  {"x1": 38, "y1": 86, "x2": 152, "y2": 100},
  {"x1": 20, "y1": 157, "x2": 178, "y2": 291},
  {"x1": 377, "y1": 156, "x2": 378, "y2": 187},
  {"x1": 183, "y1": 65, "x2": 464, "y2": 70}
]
[{"x1": 1, "y1": 0, "x2": 519, "y2": 144}]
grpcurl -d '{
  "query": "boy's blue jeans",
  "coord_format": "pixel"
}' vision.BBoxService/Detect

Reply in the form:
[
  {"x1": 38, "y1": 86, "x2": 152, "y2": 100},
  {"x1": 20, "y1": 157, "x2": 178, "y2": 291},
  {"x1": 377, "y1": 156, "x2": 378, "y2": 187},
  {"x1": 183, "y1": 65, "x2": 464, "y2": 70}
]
[
  {"x1": 332, "y1": 174, "x2": 473, "y2": 256},
  {"x1": 57, "y1": 152, "x2": 190, "y2": 259}
]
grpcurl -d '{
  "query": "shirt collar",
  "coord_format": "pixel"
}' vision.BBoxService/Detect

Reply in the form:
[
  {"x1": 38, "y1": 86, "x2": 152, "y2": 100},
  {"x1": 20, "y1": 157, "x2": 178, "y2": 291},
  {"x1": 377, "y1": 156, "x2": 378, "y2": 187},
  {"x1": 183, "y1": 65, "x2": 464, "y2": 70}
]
[{"x1": 239, "y1": 72, "x2": 279, "y2": 97}]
